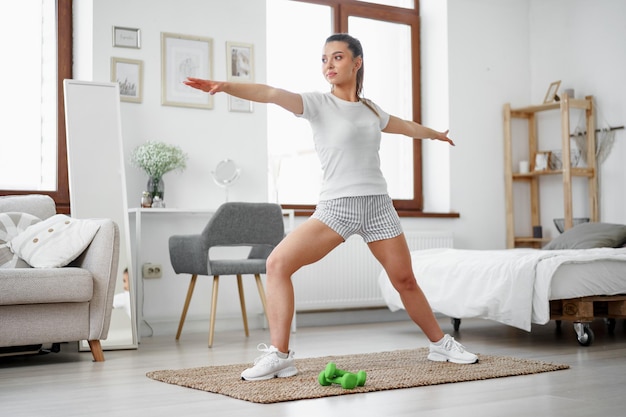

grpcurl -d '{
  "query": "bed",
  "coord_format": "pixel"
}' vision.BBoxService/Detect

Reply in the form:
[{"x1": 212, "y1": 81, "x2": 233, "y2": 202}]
[{"x1": 378, "y1": 223, "x2": 626, "y2": 346}]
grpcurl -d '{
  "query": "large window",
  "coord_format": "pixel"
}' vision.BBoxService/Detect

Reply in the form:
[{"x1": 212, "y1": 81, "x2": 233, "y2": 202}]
[
  {"x1": 267, "y1": 0, "x2": 422, "y2": 215},
  {"x1": 0, "y1": 0, "x2": 72, "y2": 213}
]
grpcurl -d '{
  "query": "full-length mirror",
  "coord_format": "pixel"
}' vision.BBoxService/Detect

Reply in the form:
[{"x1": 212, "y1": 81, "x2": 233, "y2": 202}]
[{"x1": 64, "y1": 80, "x2": 138, "y2": 350}]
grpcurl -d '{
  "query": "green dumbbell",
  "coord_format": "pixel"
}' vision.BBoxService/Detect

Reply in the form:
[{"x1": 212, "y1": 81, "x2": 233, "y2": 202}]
[
  {"x1": 320, "y1": 362, "x2": 367, "y2": 389},
  {"x1": 324, "y1": 362, "x2": 367, "y2": 387},
  {"x1": 318, "y1": 370, "x2": 332, "y2": 386}
]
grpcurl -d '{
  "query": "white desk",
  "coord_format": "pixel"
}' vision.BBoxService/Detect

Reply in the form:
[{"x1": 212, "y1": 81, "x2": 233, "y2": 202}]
[
  {"x1": 127, "y1": 207, "x2": 295, "y2": 338},
  {"x1": 128, "y1": 208, "x2": 215, "y2": 338}
]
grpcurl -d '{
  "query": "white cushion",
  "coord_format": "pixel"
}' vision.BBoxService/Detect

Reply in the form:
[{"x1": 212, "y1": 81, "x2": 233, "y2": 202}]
[
  {"x1": 0, "y1": 212, "x2": 41, "y2": 268},
  {"x1": 8, "y1": 214, "x2": 101, "y2": 268}
]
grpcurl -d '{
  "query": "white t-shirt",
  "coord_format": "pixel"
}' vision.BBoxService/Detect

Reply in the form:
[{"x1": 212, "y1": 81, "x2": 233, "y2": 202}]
[
  {"x1": 297, "y1": 92, "x2": 391, "y2": 200},
  {"x1": 113, "y1": 291, "x2": 131, "y2": 318}
]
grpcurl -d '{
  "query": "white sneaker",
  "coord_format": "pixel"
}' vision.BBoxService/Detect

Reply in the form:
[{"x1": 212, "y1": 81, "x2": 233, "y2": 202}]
[
  {"x1": 428, "y1": 334, "x2": 478, "y2": 364},
  {"x1": 240, "y1": 343, "x2": 298, "y2": 381}
]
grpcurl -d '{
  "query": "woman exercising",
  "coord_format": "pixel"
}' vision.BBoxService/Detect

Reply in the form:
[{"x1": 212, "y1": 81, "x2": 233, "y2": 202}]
[{"x1": 184, "y1": 33, "x2": 478, "y2": 381}]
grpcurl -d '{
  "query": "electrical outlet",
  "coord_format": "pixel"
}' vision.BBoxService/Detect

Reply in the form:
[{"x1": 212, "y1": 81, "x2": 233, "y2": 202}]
[{"x1": 142, "y1": 263, "x2": 162, "y2": 279}]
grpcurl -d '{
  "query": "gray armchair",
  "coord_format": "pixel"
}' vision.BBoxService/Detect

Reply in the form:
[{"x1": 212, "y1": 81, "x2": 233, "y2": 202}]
[
  {"x1": 169, "y1": 202, "x2": 284, "y2": 347},
  {"x1": 0, "y1": 194, "x2": 120, "y2": 361}
]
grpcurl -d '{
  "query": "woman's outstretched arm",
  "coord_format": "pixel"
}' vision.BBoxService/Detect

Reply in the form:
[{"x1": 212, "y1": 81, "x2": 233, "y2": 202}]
[
  {"x1": 383, "y1": 115, "x2": 455, "y2": 146},
  {"x1": 184, "y1": 77, "x2": 303, "y2": 115}
]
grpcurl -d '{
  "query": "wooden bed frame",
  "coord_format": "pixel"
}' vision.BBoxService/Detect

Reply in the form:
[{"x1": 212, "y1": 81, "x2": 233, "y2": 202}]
[
  {"x1": 549, "y1": 295, "x2": 626, "y2": 345},
  {"x1": 450, "y1": 294, "x2": 626, "y2": 346}
]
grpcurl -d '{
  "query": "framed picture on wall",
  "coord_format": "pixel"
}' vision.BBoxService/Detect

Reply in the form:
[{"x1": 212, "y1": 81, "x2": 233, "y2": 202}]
[
  {"x1": 228, "y1": 95, "x2": 253, "y2": 113},
  {"x1": 226, "y1": 41, "x2": 254, "y2": 82},
  {"x1": 111, "y1": 57, "x2": 143, "y2": 103},
  {"x1": 161, "y1": 32, "x2": 213, "y2": 109},
  {"x1": 112, "y1": 26, "x2": 141, "y2": 49}
]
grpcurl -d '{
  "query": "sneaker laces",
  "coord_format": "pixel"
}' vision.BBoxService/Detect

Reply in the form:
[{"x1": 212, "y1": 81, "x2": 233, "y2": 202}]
[
  {"x1": 252, "y1": 343, "x2": 279, "y2": 366},
  {"x1": 442, "y1": 336, "x2": 466, "y2": 353}
]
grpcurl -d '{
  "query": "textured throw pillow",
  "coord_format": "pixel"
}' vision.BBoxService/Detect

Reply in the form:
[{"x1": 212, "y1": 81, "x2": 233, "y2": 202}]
[
  {"x1": 8, "y1": 214, "x2": 101, "y2": 268},
  {"x1": 543, "y1": 222, "x2": 626, "y2": 250},
  {"x1": 0, "y1": 212, "x2": 41, "y2": 268}
]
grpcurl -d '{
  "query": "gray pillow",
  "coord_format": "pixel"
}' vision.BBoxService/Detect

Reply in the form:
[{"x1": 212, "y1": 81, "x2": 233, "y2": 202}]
[
  {"x1": 543, "y1": 222, "x2": 626, "y2": 250},
  {"x1": 0, "y1": 212, "x2": 41, "y2": 268}
]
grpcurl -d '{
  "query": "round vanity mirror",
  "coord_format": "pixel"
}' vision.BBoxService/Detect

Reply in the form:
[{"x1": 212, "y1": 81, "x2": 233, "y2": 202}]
[{"x1": 211, "y1": 159, "x2": 241, "y2": 201}]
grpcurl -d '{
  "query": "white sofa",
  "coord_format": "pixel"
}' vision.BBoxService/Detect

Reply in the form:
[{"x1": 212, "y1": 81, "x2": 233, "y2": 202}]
[{"x1": 0, "y1": 194, "x2": 120, "y2": 361}]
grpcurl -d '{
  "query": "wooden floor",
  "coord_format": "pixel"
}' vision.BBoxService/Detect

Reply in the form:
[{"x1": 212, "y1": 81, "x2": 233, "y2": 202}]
[{"x1": 1, "y1": 316, "x2": 625, "y2": 416}]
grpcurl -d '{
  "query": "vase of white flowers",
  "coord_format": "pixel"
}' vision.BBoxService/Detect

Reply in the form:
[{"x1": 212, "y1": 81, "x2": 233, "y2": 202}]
[
  {"x1": 131, "y1": 141, "x2": 188, "y2": 200},
  {"x1": 146, "y1": 176, "x2": 165, "y2": 200}
]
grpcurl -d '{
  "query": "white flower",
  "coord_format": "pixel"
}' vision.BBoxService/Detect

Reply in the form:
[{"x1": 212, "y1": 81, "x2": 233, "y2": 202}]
[{"x1": 131, "y1": 141, "x2": 188, "y2": 178}]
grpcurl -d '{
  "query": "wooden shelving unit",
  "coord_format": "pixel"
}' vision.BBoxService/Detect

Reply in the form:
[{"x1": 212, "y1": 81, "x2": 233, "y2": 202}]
[{"x1": 503, "y1": 95, "x2": 599, "y2": 248}]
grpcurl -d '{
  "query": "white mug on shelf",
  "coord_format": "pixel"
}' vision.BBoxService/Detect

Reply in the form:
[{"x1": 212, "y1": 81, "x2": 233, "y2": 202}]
[{"x1": 519, "y1": 160, "x2": 529, "y2": 174}]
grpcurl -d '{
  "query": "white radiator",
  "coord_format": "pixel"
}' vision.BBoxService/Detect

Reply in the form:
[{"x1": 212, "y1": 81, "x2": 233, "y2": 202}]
[{"x1": 293, "y1": 231, "x2": 453, "y2": 311}]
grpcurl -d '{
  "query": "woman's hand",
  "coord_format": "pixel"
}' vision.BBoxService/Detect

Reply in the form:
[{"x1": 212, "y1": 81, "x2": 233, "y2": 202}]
[
  {"x1": 431, "y1": 130, "x2": 455, "y2": 146},
  {"x1": 183, "y1": 77, "x2": 225, "y2": 95},
  {"x1": 384, "y1": 116, "x2": 455, "y2": 146}
]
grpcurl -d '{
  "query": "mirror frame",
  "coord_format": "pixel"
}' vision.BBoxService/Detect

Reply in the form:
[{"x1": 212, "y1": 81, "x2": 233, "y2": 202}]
[
  {"x1": 64, "y1": 80, "x2": 138, "y2": 351},
  {"x1": 212, "y1": 159, "x2": 241, "y2": 186}
]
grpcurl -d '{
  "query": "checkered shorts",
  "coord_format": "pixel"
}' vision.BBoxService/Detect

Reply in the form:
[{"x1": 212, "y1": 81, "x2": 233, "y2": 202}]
[{"x1": 311, "y1": 194, "x2": 403, "y2": 243}]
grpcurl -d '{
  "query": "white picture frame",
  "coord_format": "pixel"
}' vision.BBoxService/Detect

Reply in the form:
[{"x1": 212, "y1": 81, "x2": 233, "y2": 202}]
[
  {"x1": 161, "y1": 32, "x2": 213, "y2": 109},
  {"x1": 111, "y1": 57, "x2": 143, "y2": 103},
  {"x1": 534, "y1": 151, "x2": 551, "y2": 171},
  {"x1": 228, "y1": 96, "x2": 253, "y2": 113},
  {"x1": 113, "y1": 26, "x2": 141, "y2": 49},
  {"x1": 226, "y1": 41, "x2": 254, "y2": 82}
]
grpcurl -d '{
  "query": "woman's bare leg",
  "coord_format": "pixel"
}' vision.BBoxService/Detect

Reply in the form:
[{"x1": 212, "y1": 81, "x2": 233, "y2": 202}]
[
  {"x1": 367, "y1": 234, "x2": 444, "y2": 342},
  {"x1": 265, "y1": 218, "x2": 344, "y2": 353}
]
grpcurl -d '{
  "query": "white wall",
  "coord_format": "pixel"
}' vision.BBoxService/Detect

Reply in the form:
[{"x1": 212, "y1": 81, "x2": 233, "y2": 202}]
[
  {"x1": 75, "y1": 0, "x2": 268, "y2": 209},
  {"x1": 450, "y1": 0, "x2": 530, "y2": 249},
  {"x1": 417, "y1": 0, "x2": 626, "y2": 249},
  {"x1": 528, "y1": 0, "x2": 626, "y2": 227},
  {"x1": 420, "y1": 0, "x2": 451, "y2": 214},
  {"x1": 74, "y1": 0, "x2": 626, "y2": 333},
  {"x1": 415, "y1": 0, "x2": 531, "y2": 249}
]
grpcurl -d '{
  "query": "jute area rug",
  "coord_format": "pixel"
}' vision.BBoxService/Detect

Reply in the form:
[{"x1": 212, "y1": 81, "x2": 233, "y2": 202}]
[{"x1": 146, "y1": 348, "x2": 569, "y2": 404}]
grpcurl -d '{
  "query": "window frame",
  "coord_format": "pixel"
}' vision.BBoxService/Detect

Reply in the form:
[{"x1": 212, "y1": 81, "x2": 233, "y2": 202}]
[
  {"x1": 0, "y1": 0, "x2": 72, "y2": 214},
  {"x1": 280, "y1": 0, "x2": 426, "y2": 217}
]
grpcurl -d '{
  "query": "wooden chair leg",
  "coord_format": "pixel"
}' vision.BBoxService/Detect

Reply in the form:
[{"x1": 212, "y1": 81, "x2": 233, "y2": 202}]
[
  {"x1": 208, "y1": 276, "x2": 219, "y2": 348},
  {"x1": 254, "y1": 274, "x2": 269, "y2": 320},
  {"x1": 88, "y1": 340, "x2": 105, "y2": 362},
  {"x1": 176, "y1": 274, "x2": 197, "y2": 340},
  {"x1": 237, "y1": 274, "x2": 250, "y2": 338}
]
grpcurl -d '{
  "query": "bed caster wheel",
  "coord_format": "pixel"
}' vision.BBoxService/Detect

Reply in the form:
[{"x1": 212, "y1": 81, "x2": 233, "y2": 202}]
[
  {"x1": 451, "y1": 318, "x2": 461, "y2": 332},
  {"x1": 574, "y1": 322, "x2": 594, "y2": 346}
]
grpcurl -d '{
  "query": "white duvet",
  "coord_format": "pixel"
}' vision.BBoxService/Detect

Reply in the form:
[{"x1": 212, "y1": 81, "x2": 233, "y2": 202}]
[{"x1": 378, "y1": 247, "x2": 626, "y2": 331}]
